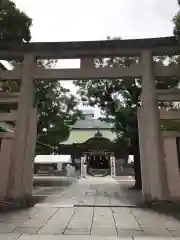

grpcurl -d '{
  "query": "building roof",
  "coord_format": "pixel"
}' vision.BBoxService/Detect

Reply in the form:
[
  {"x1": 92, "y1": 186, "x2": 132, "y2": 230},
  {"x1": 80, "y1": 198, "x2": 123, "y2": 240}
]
[
  {"x1": 62, "y1": 109, "x2": 115, "y2": 144},
  {"x1": 62, "y1": 129, "x2": 116, "y2": 145}
]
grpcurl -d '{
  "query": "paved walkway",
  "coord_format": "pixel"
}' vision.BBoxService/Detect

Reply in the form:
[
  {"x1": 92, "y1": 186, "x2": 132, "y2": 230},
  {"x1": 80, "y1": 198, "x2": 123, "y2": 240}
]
[{"x1": 1, "y1": 176, "x2": 180, "y2": 239}]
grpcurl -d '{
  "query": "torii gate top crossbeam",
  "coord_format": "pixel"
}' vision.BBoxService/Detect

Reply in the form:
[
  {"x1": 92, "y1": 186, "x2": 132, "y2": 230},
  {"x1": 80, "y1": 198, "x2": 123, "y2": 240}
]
[{"x1": 0, "y1": 36, "x2": 179, "y2": 60}]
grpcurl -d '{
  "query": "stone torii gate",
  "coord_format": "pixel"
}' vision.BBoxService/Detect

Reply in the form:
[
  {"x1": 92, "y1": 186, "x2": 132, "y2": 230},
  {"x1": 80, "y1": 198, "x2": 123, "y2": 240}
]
[{"x1": 0, "y1": 36, "x2": 180, "y2": 204}]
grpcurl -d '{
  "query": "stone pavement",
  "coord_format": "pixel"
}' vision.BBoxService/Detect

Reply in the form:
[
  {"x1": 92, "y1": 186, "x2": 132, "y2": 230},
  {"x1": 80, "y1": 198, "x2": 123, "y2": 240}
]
[{"x1": 0, "y1": 176, "x2": 180, "y2": 239}]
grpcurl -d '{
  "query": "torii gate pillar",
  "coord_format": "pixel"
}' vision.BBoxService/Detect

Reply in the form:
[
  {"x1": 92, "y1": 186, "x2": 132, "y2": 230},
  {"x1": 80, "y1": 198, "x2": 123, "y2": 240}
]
[{"x1": 7, "y1": 55, "x2": 36, "y2": 200}]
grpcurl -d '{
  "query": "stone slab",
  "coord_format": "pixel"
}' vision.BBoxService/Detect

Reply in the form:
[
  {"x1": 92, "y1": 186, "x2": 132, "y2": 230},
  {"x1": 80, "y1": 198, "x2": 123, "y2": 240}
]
[
  {"x1": 117, "y1": 229, "x2": 145, "y2": 237},
  {"x1": 67, "y1": 207, "x2": 93, "y2": 229},
  {"x1": 13, "y1": 227, "x2": 40, "y2": 234},
  {"x1": 19, "y1": 220, "x2": 46, "y2": 228},
  {"x1": 112, "y1": 208, "x2": 140, "y2": 230},
  {"x1": 38, "y1": 224, "x2": 64, "y2": 234},
  {"x1": 169, "y1": 230, "x2": 180, "y2": 237},
  {"x1": 142, "y1": 227, "x2": 172, "y2": 237},
  {"x1": 0, "y1": 234, "x2": 21, "y2": 240},
  {"x1": 0, "y1": 223, "x2": 17, "y2": 233},
  {"x1": 164, "y1": 221, "x2": 180, "y2": 230},
  {"x1": 64, "y1": 228, "x2": 91, "y2": 235},
  {"x1": 19, "y1": 234, "x2": 131, "y2": 239},
  {"x1": 91, "y1": 227, "x2": 117, "y2": 236},
  {"x1": 48, "y1": 208, "x2": 74, "y2": 222}
]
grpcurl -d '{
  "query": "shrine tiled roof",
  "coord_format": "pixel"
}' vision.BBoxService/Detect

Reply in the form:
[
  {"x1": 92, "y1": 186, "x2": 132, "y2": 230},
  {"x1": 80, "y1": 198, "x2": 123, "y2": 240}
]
[
  {"x1": 61, "y1": 110, "x2": 115, "y2": 144},
  {"x1": 61, "y1": 129, "x2": 116, "y2": 145}
]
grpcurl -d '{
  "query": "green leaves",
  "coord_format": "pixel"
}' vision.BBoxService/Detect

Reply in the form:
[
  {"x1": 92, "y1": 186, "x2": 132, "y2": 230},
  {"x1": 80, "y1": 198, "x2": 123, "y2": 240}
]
[
  {"x1": 0, "y1": 0, "x2": 32, "y2": 43},
  {"x1": 173, "y1": 12, "x2": 180, "y2": 40},
  {"x1": 173, "y1": 1, "x2": 180, "y2": 40}
]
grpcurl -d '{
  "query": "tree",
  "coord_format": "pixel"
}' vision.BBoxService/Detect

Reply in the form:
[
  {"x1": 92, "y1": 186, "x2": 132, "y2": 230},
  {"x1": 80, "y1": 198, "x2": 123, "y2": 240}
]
[
  {"x1": 75, "y1": 39, "x2": 179, "y2": 189},
  {"x1": 0, "y1": 1, "x2": 81, "y2": 154},
  {"x1": 173, "y1": 14, "x2": 180, "y2": 40},
  {"x1": 0, "y1": 0, "x2": 32, "y2": 43},
  {"x1": 173, "y1": 1, "x2": 180, "y2": 39}
]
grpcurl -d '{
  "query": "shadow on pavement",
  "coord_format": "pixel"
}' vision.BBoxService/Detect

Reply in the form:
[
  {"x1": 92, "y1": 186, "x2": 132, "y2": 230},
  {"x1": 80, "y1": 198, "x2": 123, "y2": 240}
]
[
  {"x1": 140, "y1": 201, "x2": 180, "y2": 221},
  {"x1": 117, "y1": 181, "x2": 180, "y2": 221},
  {"x1": 0, "y1": 177, "x2": 76, "y2": 212},
  {"x1": 114, "y1": 181, "x2": 143, "y2": 206}
]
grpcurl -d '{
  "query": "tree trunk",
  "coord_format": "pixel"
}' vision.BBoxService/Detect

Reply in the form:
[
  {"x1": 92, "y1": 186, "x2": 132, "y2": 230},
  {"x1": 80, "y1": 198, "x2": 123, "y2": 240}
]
[
  {"x1": 131, "y1": 130, "x2": 142, "y2": 190},
  {"x1": 133, "y1": 142, "x2": 142, "y2": 190}
]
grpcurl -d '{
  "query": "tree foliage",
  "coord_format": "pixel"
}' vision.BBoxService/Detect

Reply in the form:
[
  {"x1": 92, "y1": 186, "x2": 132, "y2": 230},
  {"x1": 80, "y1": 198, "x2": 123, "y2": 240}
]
[
  {"x1": 173, "y1": 1, "x2": 180, "y2": 40},
  {"x1": 173, "y1": 14, "x2": 180, "y2": 40},
  {"x1": 0, "y1": 0, "x2": 32, "y2": 43}
]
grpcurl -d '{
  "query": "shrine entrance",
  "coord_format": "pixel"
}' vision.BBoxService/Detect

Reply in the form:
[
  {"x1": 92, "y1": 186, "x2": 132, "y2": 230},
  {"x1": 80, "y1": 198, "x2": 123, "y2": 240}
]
[
  {"x1": 87, "y1": 152, "x2": 111, "y2": 177},
  {"x1": 81, "y1": 134, "x2": 115, "y2": 177},
  {"x1": 89, "y1": 155, "x2": 109, "y2": 169},
  {"x1": 0, "y1": 37, "x2": 179, "y2": 203}
]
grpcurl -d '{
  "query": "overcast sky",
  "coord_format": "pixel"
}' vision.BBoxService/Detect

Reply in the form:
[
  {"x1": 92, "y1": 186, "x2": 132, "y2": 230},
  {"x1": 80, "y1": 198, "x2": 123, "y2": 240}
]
[
  {"x1": 13, "y1": 0, "x2": 179, "y2": 70},
  {"x1": 12, "y1": 0, "x2": 179, "y2": 115},
  {"x1": 14, "y1": 0, "x2": 178, "y2": 41}
]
